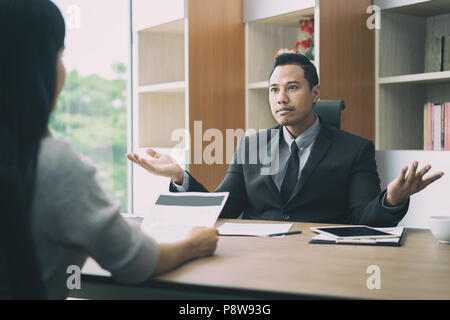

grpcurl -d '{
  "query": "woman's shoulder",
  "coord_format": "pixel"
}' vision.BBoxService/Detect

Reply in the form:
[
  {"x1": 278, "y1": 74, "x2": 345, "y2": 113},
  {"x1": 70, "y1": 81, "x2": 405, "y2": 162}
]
[
  {"x1": 38, "y1": 135, "x2": 96, "y2": 181},
  {"x1": 33, "y1": 135, "x2": 122, "y2": 252}
]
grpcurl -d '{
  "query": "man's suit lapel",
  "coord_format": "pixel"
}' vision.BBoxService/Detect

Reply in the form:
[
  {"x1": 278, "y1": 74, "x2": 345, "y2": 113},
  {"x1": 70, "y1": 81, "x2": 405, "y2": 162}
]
[
  {"x1": 263, "y1": 172, "x2": 280, "y2": 201},
  {"x1": 261, "y1": 126, "x2": 283, "y2": 202},
  {"x1": 285, "y1": 124, "x2": 333, "y2": 206}
]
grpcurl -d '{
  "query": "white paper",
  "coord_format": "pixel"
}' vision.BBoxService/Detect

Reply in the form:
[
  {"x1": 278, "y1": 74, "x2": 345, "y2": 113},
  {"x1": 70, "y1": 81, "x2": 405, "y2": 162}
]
[
  {"x1": 218, "y1": 222, "x2": 293, "y2": 237},
  {"x1": 82, "y1": 257, "x2": 111, "y2": 277},
  {"x1": 140, "y1": 192, "x2": 229, "y2": 243},
  {"x1": 374, "y1": 226, "x2": 404, "y2": 237}
]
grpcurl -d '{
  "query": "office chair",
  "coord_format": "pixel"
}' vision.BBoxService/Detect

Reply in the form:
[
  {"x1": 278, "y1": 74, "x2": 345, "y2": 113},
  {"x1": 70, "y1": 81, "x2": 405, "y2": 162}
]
[
  {"x1": 314, "y1": 100, "x2": 345, "y2": 129},
  {"x1": 0, "y1": 167, "x2": 46, "y2": 299}
]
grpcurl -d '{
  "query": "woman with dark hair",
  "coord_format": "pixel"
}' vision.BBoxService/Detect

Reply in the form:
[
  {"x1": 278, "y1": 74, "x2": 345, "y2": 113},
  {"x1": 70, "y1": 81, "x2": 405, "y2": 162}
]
[{"x1": 0, "y1": 0, "x2": 218, "y2": 300}]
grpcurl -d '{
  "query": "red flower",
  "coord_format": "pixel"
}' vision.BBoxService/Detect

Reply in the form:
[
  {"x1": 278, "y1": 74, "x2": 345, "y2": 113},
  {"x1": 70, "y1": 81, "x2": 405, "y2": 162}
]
[
  {"x1": 299, "y1": 18, "x2": 314, "y2": 29},
  {"x1": 297, "y1": 38, "x2": 312, "y2": 50},
  {"x1": 301, "y1": 25, "x2": 314, "y2": 36},
  {"x1": 298, "y1": 19, "x2": 308, "y2": 27}
]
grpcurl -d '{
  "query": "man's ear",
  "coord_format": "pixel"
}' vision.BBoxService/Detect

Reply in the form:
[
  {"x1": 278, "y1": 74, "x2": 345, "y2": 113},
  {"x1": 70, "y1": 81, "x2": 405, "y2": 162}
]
[{"x1": 312, "y1": 84, "x2": 320, "y2": 103}]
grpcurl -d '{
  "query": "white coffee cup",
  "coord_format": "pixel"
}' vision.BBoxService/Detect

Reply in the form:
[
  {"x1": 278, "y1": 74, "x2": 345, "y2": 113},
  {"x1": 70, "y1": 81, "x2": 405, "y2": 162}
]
[{"x1": 429, "y1": 216, "x2": 450, "y2": 244}]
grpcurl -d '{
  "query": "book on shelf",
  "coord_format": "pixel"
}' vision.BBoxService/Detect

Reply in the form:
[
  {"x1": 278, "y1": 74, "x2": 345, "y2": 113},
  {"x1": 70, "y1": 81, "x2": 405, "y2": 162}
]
[
  {"x1": 424, "y1": 36, "x2": 443, "y2": 73},
  {"x1": 444, "y1": 36, "x2": 450, "y2": 72},
  {"x1": 424, "y1": 102, "x2": 450, "y2": 150},
  {"x1": 444, "y1": 102, "x2": 450, "y2": 150}
]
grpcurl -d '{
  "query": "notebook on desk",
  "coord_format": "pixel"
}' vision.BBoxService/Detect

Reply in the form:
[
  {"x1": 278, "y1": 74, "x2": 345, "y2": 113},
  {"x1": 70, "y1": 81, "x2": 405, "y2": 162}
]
[{"x1": 309, "y1": 227, "x2": 407, "y2": 246}]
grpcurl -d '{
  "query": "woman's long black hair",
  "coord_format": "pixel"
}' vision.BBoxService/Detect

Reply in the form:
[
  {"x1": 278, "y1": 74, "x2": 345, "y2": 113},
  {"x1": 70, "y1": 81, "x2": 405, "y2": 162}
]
[{"x1": 0, "y1": 0, "x2": 65, "y2": 299}]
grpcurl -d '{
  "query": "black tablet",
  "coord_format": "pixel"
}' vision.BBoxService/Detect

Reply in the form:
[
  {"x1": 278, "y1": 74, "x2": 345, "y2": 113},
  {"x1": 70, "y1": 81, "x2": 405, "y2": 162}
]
[{"x1": 310, "y1": 226, "x2": 395, "y2": 239}]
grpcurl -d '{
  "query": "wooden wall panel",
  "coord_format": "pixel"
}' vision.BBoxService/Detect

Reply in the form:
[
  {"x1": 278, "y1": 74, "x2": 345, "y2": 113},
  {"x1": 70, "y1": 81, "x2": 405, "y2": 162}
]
[
  {"x1": 320, "y1": 0, "x2": 375, "y2": 142},
  {"x1": 188, "y1": 0, "x2": 245, "y2": 191}
]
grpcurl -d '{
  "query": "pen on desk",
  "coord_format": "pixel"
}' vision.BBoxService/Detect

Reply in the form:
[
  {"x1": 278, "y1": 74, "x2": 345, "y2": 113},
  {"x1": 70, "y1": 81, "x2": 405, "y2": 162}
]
[{"x1": 267, "y1": 230, "x2": 302, "y2": 237}]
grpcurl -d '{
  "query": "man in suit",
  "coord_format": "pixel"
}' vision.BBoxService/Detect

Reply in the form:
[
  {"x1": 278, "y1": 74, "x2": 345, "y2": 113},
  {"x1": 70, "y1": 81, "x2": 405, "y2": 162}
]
[{"x1": 127, "y1": 52, "x2": 444, "y2": 227}]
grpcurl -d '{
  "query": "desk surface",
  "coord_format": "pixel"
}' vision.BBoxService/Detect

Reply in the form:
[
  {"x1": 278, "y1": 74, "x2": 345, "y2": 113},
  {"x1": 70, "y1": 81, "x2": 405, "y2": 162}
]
[{"x1": 81, "y1": 219, "x2": 450, "y2": 300}]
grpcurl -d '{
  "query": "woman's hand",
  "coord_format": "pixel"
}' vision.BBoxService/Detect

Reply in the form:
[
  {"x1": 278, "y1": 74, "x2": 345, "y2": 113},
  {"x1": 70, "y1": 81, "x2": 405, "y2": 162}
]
[
  {"x1": 126, "y1": 148, "x2": 184, "y2": 184},
  {"x1": 184, "y1": 227, "x2": 219, "y2": 259},
  {"x1": 153, "y1": 227, "x2": 219, "y2": 275}
]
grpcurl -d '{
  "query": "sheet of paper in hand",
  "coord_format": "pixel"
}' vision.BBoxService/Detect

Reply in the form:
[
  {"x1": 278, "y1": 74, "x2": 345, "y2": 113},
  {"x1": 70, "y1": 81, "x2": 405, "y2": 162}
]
[{"x1": 140, "y1": 192, "x2": 229, "y2": 243}]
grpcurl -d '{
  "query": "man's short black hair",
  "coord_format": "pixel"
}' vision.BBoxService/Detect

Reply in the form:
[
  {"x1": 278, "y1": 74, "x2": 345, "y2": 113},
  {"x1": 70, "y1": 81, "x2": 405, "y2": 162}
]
[{"x1": 269, "y1": 53, "x2": 319, "y2": 90}]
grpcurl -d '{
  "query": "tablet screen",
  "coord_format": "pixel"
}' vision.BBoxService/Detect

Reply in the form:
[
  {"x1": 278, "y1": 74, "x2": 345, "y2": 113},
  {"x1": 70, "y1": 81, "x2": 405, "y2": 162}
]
[{"x1": 316, "y1": 227, "x2": 393, "y2": 238}]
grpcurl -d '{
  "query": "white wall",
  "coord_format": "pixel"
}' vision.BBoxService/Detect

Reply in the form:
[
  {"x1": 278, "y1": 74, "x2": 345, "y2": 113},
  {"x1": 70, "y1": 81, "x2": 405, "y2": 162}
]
[
  {"x1": 132, "y1": 0, "x2": 185, "y2": 31},
  {"x1": 376, "y1": 150, "x2": 450, "y2": 229}
]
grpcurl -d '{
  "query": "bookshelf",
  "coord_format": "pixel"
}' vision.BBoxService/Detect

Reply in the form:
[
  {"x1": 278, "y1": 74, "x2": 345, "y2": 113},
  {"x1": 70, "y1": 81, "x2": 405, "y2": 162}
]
[
  {"x1": 379, "y1": 71, "x2": 450, "y2": 85},
  {"x1": 374, "y1": 0, "x2": 450, "y2": 228},
  {"x1": 243, "y1": 0, "x2": 318, "y2": 131},
  {"x1": 136, "y1": 19, "x2": 187, "y2": 150},
  {"x1": 375, "y1": 0, "x2": 450, "y2": 150},
  {"x1": 131, "y1": 1, "x2": 187, "y2": 214},
  {"x1": 131, "y1": 0, "x2": 245, "y2": 212}
]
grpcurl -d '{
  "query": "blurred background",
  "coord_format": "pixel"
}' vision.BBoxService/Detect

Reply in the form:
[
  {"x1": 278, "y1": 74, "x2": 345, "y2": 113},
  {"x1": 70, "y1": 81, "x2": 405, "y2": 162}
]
[{"x1": 50, "y1": 0, "x2": 130, "y2": 211}]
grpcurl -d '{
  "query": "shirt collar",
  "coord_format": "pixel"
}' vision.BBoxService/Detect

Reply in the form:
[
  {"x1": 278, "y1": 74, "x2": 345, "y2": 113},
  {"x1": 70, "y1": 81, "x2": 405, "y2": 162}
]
[{"x1": 282, "y1": 114, "x2": 320, "y2": 151}]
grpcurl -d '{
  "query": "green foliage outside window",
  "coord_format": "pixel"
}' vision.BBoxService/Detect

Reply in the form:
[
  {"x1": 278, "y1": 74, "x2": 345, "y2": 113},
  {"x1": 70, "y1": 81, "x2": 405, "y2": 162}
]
[{"x1": 49, "y1": 63, "x2": 128, "y2": 211}]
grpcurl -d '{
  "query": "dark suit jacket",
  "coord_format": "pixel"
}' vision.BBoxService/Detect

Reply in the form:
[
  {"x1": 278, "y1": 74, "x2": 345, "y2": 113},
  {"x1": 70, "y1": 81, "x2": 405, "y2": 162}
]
[{"x1": 170, "y1": 124, "x2": 409, "y2": 227}]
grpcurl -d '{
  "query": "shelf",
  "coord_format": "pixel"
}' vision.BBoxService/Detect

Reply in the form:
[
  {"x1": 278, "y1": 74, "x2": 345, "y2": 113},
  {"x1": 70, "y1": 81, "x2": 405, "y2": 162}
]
[
  {"x1": 247, "y1": 19, "x2": 317, "y2": 83},
  {"x1": 247, "y1": 89, "x2": 276, "y2": 131},
  {"x1": 243, "y1": 0, "x2": 314, "y2": 23},
  {"x1": 251, "y1": 7, "x2": 314, "y2": 25},
  {"x1": 138, "y1": 19, "x2": 185, "y2": 86},
  {"x1": 379, "y1": 71, "x2": 450, "y2": 85},
  {"x1": 248, "y1": 81, "x2": 268, "y2": 89},
  {"x1": 376, "y1": 4, "x2": 450, "y2": 150},
  {"x1": 140, "y1": 19, "x2": 184, "y2": 34},
  {"x1": 376, "y1": 0, "x2": 450, "y2": 17},
  {"x1": 138, "y1": 92, "x2": 186, "y2": 148},
  {"x1": 138, "y1": 81, "x2": 186, "y2": 93},
  {"x1": 132, "y1": 0, "x2": 184, "y2": 32},
  {"x1": 245, "y1": 3, "x2": 318, "y2": 131},
  {"x1": 133, "y1": 0, "x2": 245, "y2": 212}
]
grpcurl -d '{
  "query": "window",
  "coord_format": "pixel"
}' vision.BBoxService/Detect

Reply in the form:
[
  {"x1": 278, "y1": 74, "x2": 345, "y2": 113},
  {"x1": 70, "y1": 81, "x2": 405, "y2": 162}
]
[{"x1": 50, "y1": 0, "x2": 131, "y2": 211}]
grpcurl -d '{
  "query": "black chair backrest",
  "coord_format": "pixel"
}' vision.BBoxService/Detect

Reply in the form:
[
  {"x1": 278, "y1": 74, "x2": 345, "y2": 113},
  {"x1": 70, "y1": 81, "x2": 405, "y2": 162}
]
[
  {"x1": 0, "y1": 167, "x2": 46, "y2": 299},
  {"x1": 315, "y1": 100, "x2": 346, "y2": 129}
]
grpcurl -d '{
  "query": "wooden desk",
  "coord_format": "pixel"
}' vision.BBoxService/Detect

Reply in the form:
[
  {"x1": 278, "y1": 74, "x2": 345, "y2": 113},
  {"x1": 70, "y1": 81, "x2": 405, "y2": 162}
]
[{"x1": 73, "y1": 219, "x2": 450, "y2": 300}]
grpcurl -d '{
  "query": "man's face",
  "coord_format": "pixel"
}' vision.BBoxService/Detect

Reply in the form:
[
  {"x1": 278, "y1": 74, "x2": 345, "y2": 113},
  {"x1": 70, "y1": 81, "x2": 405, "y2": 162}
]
[{"x1": 269, "y1": 64, "x2": 319, "y2": 128}]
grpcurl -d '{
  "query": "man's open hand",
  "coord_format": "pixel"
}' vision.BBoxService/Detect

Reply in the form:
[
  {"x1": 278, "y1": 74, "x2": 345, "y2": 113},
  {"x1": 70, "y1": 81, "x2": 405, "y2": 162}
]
[
  {"x1": 385, "y1": 161, "x2": 444, "y2": 206},
  {"x1": 126, "y1": 149, "x2": 184, "y2": 184}
]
